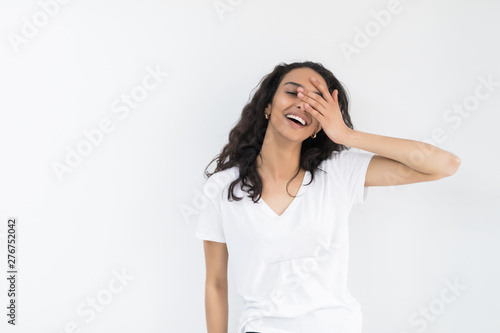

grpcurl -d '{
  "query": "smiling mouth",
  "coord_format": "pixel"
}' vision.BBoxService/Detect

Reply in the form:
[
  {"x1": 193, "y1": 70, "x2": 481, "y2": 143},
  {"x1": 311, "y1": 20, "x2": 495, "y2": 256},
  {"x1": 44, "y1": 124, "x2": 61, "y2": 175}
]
[{"x1": 285, "y1": 114, "x2": 307, "y2": 126}]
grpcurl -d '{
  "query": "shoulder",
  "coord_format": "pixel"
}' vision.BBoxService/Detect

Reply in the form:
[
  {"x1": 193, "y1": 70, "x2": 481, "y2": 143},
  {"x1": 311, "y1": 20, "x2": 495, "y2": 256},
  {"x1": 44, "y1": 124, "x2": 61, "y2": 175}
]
[
  {"x1": 327, "y1": 149, "x2": 374, "y2": 164},
  {"x1": 319, "y1": 149, "x2": 375, "y2": 175},
  {"x1": 202, "y1": 166, "x2": 240, "y2": 202},
  {"x1": 320, "y1": 149, "x2": 357, "y2": 167}
]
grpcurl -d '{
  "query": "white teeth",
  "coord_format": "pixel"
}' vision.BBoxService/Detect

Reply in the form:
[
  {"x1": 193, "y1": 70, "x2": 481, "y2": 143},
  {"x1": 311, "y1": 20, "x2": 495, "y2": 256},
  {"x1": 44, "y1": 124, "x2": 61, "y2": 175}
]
[{"x1": 286, "y1": 114, "x2": 306, "y2": 126}]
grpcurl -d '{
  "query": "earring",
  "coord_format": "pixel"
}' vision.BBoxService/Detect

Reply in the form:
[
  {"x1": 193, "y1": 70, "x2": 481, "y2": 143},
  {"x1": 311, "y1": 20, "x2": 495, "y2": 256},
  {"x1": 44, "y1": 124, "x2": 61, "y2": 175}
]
[
  {"x1": 265, "y1": 113, "x2": 269, "y2": 119},
  {"x1": 311, "y1": 132, "x2": 316, "y2": 139}
]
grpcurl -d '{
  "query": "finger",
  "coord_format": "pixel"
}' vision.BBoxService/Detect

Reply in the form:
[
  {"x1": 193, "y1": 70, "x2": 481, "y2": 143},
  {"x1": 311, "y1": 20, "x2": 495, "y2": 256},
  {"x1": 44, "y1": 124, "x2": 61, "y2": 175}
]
[
  {"x1": 298, "y1": 90, "x2": 327, "y2": 111},
  {"x1": 332, "y1": 89, "x2": 338, "y2": 104},
  {"x1": 310, "y1": 77, "x2": 334, "y2": 104},
  {"x1": 305, "y1": 102, "x2": 324, "y2": 120}
]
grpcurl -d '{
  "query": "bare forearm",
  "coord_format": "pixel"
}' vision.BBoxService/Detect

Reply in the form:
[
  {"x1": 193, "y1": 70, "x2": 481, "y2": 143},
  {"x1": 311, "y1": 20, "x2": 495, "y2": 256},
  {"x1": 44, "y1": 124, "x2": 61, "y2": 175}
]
[
  {"x1": 205, "y1": 285, "x2": 228, "y2": 333},
  {"x1": 341, "y1": 129, "x2": 461, "y2": 176}
]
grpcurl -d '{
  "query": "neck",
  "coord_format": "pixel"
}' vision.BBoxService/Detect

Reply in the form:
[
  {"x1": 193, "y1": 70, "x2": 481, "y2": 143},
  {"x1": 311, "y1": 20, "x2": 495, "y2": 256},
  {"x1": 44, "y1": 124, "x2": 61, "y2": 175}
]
[{"x1": 257, "y1": 127, "x2": 303, "y2": 184}]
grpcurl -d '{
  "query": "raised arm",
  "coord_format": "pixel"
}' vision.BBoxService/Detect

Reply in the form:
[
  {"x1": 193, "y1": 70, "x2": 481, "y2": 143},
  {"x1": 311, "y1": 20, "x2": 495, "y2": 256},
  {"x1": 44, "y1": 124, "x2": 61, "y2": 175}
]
[
  {"x1": 294, "y1": 76, "x2": 461, "y2": 187},
  {"x1": 342, "y1": 130, "x2": 461, "y2": 186}
]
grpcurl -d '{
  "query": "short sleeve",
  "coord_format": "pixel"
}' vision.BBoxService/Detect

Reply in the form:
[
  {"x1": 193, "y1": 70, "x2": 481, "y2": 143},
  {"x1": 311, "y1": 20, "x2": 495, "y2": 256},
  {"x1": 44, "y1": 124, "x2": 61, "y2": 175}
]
[
  {"x1": 194, "y1": 178, "x2": 226, "y2": 243},
  {"x1": 335, "y1": 150, "x2": 375, "y2": 204}
]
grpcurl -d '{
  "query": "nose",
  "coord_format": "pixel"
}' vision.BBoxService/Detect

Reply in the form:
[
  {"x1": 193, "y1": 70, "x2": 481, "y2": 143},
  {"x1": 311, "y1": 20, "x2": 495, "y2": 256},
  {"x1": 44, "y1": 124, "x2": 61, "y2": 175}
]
[
  {"x1": 297, "y1": 103, "x2": 311, "y2": 118},
  {"x1": 296, "y1": 100, "x2": 306, "y2": 110}
]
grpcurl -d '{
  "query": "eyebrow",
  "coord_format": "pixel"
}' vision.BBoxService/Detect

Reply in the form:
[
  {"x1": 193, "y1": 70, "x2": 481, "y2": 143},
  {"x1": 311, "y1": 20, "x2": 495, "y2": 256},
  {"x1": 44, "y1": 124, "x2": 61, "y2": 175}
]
[{"x1": 283, "y1": 82, "x2": 323, "y2": 97}]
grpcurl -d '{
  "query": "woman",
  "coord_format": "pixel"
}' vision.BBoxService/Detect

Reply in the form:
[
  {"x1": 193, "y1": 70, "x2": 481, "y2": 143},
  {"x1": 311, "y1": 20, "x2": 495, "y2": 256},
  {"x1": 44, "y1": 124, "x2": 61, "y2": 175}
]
[{"x1": 195, "y1": 61, "x2": 461, "y2": 333}]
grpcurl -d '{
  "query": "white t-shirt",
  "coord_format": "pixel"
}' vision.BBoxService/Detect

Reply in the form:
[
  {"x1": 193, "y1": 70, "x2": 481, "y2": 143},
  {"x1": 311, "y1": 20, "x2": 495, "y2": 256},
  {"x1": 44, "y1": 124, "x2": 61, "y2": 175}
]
[{"x1": 195, "y1": 149, "x2": 375, "y2": 333}]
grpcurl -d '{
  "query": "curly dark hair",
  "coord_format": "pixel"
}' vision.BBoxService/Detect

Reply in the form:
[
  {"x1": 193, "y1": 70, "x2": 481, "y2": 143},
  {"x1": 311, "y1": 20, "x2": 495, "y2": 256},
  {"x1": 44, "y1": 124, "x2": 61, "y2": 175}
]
[{"x1": 204, "y1": 60, "x2": 356, "y2": 203}]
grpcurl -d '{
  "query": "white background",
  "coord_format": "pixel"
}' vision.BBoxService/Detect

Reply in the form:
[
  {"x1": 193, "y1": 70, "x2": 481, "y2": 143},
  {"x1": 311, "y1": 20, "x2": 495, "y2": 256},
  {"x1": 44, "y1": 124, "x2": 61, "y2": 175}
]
[{"x1": 0, "y1": 0, "x2": 499, "y2": 332}]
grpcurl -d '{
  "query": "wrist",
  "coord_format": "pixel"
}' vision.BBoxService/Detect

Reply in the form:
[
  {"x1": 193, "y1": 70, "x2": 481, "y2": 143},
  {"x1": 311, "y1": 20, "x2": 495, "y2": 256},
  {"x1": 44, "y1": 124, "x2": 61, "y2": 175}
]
[{"x1": 338, "y1": 128, "x2": 356, "y2": 146}]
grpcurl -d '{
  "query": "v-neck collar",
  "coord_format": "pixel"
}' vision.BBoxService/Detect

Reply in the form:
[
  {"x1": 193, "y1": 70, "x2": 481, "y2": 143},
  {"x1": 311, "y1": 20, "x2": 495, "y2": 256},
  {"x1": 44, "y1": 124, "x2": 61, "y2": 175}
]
[{"x1": 258, "y1": 170, "x2": 311, "y2": 220}]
